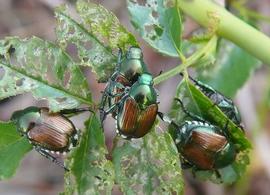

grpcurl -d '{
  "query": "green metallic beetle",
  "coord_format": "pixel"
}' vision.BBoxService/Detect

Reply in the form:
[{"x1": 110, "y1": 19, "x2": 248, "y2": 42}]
[
  {"x1": 184, "y1": 73, "x2": 242, "y2": 127},
  {"x1": 100, "y1": 47, "x2": 158, "y2": 138},
  {"x1": 171, "y1": 120, "x2": 236, "y2": 171},
  {"x1": 100, "y1": 46, "x2": 149, "y2": 122},
  {"x1": 159, "y1": 99, "x2": 237, "y2": 173},
  {"x1": 11, "y1": 106, "x2": 92, "y2": 170},
  {"x1": 115, "y1": 73, "x2": 158, "y2": 139}
]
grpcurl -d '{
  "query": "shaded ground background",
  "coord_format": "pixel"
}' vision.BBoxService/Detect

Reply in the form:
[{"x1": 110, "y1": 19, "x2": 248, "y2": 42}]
[{"x1": 0, "y1": 0, "x2": 270, "y2": 194}]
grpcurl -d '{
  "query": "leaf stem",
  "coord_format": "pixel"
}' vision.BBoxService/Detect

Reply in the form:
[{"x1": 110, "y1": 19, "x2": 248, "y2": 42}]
[
  {"x1": 177, "y1": 0, "x2": 270, "y2": 65},
  {"x1": 153, "y1": 36, "x2": 217, "y2": 85}
]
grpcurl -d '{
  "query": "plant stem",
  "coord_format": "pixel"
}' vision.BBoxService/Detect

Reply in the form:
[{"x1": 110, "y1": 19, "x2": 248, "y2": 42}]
[
  {"x1": 177, "y1": 0, "x2": 270, "y2": 65},
  {"x1": 154, "y1": 36, "x2": 217, "y2": 85}
]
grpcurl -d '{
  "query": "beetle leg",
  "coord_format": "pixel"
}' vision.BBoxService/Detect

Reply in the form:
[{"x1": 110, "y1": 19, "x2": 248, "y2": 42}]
[
  {"x1": 60, "y1": 107, "x2": 94, "y2": 115},
  {"x1": 214, "y1": 170, "x2": 221, "y2": 179},
  {"x1": 99, "y1": 101, "x2": 119, "y2": 125},
  {"x1": 157, "y1": 112, "x2": 180, "y2": 129},
  {"x1": 181, "y1": 162, "x2": 193, "y2": 169},
  {"x1": 16, "y1": 129, "x2": 27, "y2": 137},
  {"x1": 117, "y1": 47, "x2": 123, "y2": 65},
  {"x1": 34, "y1": 146, "x2": 69, "y2": 171},
  {"x1": 174, "y1": 98, "x2": 205, "y2": 122}
]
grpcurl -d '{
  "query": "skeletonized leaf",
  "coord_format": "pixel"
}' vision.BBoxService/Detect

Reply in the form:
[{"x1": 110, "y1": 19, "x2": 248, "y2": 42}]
[
  {"x1": 55, "y1": 1, "x2": 138, "y2": 82},
  {"x1": 65, "y1": 115, "x2": 114, "y2": 194},
  {"x1": 0, "y1": 121, "x2": 32, "y2": 180},
  {"x1": 113, "y1": 126, "x2": 183, "y2": 194},
  {"x1": 0, "y1": 37, "x2": 91, "y2": 111},
  {"x1": 76, "y1": 1, "x2": 137, "y2": 50},
  {"x1": 127, "y1": 0, "x2": 182, "y2": 57}
]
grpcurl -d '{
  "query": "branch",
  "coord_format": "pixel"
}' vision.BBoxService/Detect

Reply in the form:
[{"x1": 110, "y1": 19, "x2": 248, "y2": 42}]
[{"x1": 178, "y1": 0, "x2": 270, "y2": 65}]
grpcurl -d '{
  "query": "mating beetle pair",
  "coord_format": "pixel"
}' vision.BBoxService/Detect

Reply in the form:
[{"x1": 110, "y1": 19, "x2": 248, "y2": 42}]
[{"x1": 100, "y1": 47, "x2": 158, "y2": 139}]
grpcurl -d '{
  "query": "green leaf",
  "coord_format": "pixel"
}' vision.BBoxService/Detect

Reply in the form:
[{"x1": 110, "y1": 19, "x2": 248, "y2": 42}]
[
  {"x1": 127, "y1": 0, "x2": 182, "y2": 57},
  {"x1": 170, "y1": 79, "x2": 251, "y2": 183},
  {"x1": 65, "y1": 115, "x2": 114, "y2": 194},
  {"x1": 76, "y1": 1, "x2": 137, "y2": 50},
  {"x1": 112, "y1": 126, "x2": 183, "y2": 194},
  {"x1": 0, "y1": 121, "x2": 32, "y2": 180},
  {"x1": 0, "y1": 37, "x2": 91, "y2": 112},
  {"x1": 199, "y1": 41, "x2": 261, "y2": 98},
  {"x1": 55, "y1": 1, "x2": 137, "y2": 82}
]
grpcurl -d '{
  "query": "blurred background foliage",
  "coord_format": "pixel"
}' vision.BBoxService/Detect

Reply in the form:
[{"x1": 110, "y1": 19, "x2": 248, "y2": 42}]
[{"x1": 0, "y1": 0, "x2": 270, "y2": 194}]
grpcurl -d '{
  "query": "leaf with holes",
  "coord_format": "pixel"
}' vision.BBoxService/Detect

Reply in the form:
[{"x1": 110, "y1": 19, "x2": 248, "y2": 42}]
[
  {"x1": 127, "y1": 0, "x2": 182, "y2": 57},
  {"x1": 76, "y1": 1, "x2": 137, "y2": 50},
  {"x1": 112, "y1": 127, "x2": 183, "y2": 194},
  {"x1": 55, "y1": 1, "x2": 138, "y2": 82},
  {"x1": 0, "y1": 37, "x2": 91, "y2": 112},
  {"x1": 65, "y1": 115, "x2": 115, "y2": 194},
  {"x1": 0, "y1": 121, "x2": 32, "y2": 180},
  {"x1": 169, "y1": 78, "x2": 251, "y2": 183}
]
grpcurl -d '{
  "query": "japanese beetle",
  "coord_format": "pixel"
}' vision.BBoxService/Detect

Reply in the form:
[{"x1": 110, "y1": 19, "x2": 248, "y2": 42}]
[
  {"x1": 100, "y1": 46, "x2": 149, "y2": 121},
  {"x1": 115, "y1": 73, "x2": 158, "y2": 139},
  {"x1": 11, "y1": 106, "x2": 92, "y2": 170},
  {"x1": 159, "y1": 99, "x2": 236, "y2": 173},
  {"x1": 183, "y1": 73, "x2": 242, "y2": 126},
  {"x1": 171, "y1": 120, "x2": 236, "y2": 171}
]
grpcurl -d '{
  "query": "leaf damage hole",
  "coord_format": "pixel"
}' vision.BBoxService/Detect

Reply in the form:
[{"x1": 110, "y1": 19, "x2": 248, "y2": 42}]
[
  {"x1": 152, "y1": 11, "x2": 159, "y2": 18},
  {"x1": 83, "y1": 41, "x2": 93, "y2": 51},
  {"x1": 7, "y1": 45, "x2": 15, "y2": 55},
  {"x1": 144, "y1": 25, "x2": 158, "y2": 40},
  {"x1": 63, "y1": 71, "x2": 71, "y2": 87},
  {"x1": 164, "y1": 0, "x2": 175, "y2": 7},
  {"x1": 15, "y1": 78, "x2": 25, "y2": 87},
  {"x1": 3, "y1": 85, "x2": 8, "y2": 93},
  {"x1": 130, "y1": 0, "x2": 147, "y2": 6},
  {"x1": 8, "y1": 48, "x2": 22, "y2": 68},
  {"x1": 66, "y1": 43, "x2": 79, "y2": 62},
  {"x1": 45, "y1": 61, "x2": 58, "y2": 84},
  {"x1": 55, "y1": 97, "x2": 67, "y2": 103},
  {"x1": 0, "y1": 66, "x2": 5, "y2": 80},
  {"x1": 68, "y1": 26, "x2": 75, "y2": 35}
]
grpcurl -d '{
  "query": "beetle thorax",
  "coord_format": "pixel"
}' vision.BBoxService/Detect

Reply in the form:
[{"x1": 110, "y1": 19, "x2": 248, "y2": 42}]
[
  {"x1": 129, "y1": 84, "x2": 157, "y2": 110},
  {"x1": 120, "y1": 59, "x2": 146, "y2": 83},
  {"x1": 127, "y1": 47, "x2": 143, "y2": 59}
]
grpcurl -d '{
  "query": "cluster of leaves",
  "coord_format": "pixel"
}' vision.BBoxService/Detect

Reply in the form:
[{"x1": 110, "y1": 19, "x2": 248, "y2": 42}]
[{"x1": 0, "y1": 0, "x2": 260, "y2": 194}]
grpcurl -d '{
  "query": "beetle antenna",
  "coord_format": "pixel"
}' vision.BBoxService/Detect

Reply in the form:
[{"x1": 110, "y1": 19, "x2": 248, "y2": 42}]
[
  {"x1": 117, "y1": 47, "x2": 123, "y2": 67},
  {"x1": 157, "y1": 112, "x2": 179, "y2": 129},
  {"x1": 179, "y1": 72, "x2": 201, "y2": 85},
  {"x1": 60, "y1": 107, "x2": 95, "y2": 115}
]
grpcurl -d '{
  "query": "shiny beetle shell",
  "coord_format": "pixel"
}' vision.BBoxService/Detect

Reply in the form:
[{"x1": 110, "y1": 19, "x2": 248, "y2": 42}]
[
  {"x1": 189, "y1": 76, "x2": 241, "y2": 126},
  {"x1": 175, "y1": 121, "x2": 236, "y2": 170},
  {"x1": 116, "y1": 73, "x2": 158, "y2": 138},
  {"x1": 101, "y1": 46, "x2": 149, "y2": 119},
  {"x1": 12, "y1": 107, "x2": 78, "y2": 152}
]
